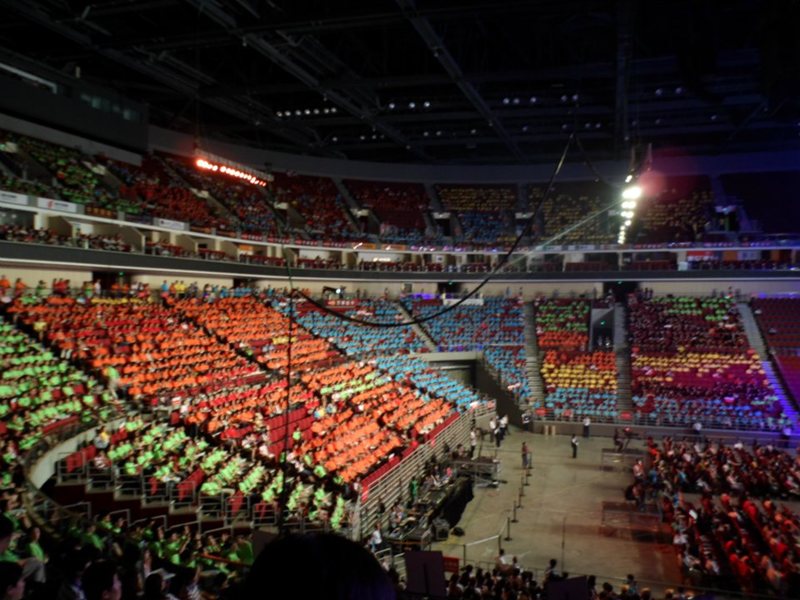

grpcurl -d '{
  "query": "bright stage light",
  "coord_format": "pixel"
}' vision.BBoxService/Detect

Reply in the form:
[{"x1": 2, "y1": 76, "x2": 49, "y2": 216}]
[
  {"x1": 622, "y1": 185, "x2": 642, "y2": 200},
  {"x1": 621, "y1": 200, "x2": 637, "y2": 210}
]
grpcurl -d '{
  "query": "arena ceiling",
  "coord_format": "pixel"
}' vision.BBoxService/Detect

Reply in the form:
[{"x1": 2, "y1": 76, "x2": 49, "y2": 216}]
[{"x1": 0, "y1": 0, "x2": 799, "y2": 164}]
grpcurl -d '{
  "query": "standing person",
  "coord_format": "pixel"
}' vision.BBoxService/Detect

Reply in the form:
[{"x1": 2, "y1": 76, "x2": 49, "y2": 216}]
[
  {"x1": 521, "y1": 442, "x2": 530, "y2": 469},
  {"x1": 571, "y1": 435, "x2": 579, "y2": 459},
  {"x1": 499, "y1": 414, "x2": 509, "y2": 438},
  {"x1": 488, "y1": 417, "x2": 496, "y2": 444},
  {"x1": 583, "y1": 416, "x2": 591, "y2": 438},
  {"x1": 521, "y1": 410, "x2": 531, "y2": 432},
  {"x1": 469, "y1": 428, "x2": 477, "y2": 459}
]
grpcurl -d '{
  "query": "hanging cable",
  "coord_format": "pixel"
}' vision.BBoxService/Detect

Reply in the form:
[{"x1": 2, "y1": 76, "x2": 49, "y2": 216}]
[{"x1": 287, "y1": 132, "x2": 576, "y2": 328}]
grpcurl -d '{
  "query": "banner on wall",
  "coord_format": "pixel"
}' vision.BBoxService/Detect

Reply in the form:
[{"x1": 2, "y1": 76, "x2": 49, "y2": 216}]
[
  {"x1": 443, "y1": 298, "x2": 483, "y2": 307},
  {"x1": 36, "y1": 197, "x2": 78, "y2": 213},
  {"x1": 154, "y1": 217, "x2": 187, "y2": 231},
  {"x1": 0, "y1": 190, "x2": 28, "y2": 207}
]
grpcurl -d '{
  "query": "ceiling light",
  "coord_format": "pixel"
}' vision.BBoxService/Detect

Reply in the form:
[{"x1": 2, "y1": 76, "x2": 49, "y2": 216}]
[
  {"x1": 625, "y1": 174, "x2": 633, "y2": 183},
  {"x1": 409, "y1": 102, "x2": 416, "y2": 109},
  {"x1": 503, "y1": 97, "x2": 510, "y2": 105},
  {"x1": 470, "y1": 128, "x2": 477, "y2": 135},
  {"x1": 529, "y1": 96, "x2": 537, "y2": 103},
  {"x1": 512, "y1": 98, "x2": 520, "y2": 105},
  {"x1": 304, "y1": 109, "x2": 311, "y2": 115},
  {"x1": 388, "y1": 102, "x2": 396, "y2": 110},
  {"x1": 435, "y1": 130, "x2": 442, "y2": 136},
  {"x1": 675, "y1": 87, "x2": 683, "y2": 94},
  {"x1": 276, "y1": 111, "x2": 283, "y2": 117},
  {"x1": 313, "y1": 109, "x2": 320, "y2": 115},
  {"x1": 331, "y1": 136, "x2": 338, "y2": 142},
  {"x1": 359, "y1": 135, "x2": 366, "y2": 141},
  {"x1": 621, "y1": 211, "x2": 634, "y2": 219},
  {"x1": 572, "y1": 93, "x2": 579, "y2": 101},
  {"x1": 521, "y1": 125, "x2": 528, "y2": 132},
  {"x1": 624, "y1": 219, "x2": 632, "y2": 226},
  {"x1": 423, "y1": 131, "x2": 429, "y2": 137},
  {"x1": 423, "y1": 101, "x2": 431, "y2": 108},
  {"x1": 622, "y1": 185, "x2": 642, "y2": 200},
  {"x1": 621, "y1": 200, "x2": 637, "y2": 210},
  {"x1": 560, "y1": 95, "x2": 568, "y2": 102},
  {"x1": 330, "y1": 107, "x2": 337, "y2": 114},
  {"x1": 295, "y1": 110, "x2": 302, "y2": 116},
  {"x1": 655, "y1": 88, "x2": 663, "y2": 96}
]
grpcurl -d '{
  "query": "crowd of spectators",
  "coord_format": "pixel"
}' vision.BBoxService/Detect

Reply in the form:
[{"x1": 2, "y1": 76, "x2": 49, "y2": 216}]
[
  {"x1": 628, "y1": 294, "x2": 787, "y2": 430},
  {"x1": 630, "y1": 437, "x2": 800, "y2": 596},
  {"x1": 273, "y1": 173, "x2": 356, "y2": 241},
  {"x1": 436, "y1": 185, "x2": 517, "y2": 246},
  {"x1": 163, "y1": 155, "x2": 279, "y2": 236},
  {"x1": 629, "y1": 176, "x2": 713, "y2": 244},
  {"x1": 403, "y1": 297, "x2": 525, "y2": 351},
  {"x1": 534, "y1": 298, "x2": 590, "y2": 351},
  {"x1": 345, "y1": 180, "x2": 433, "y2": 243},
  {"x1": 528, "y1": 181, "x2": 619, "y2": 245}
]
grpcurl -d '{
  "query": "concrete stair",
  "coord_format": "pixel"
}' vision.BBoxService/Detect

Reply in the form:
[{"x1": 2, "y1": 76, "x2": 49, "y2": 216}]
[
  {"x1": 395, "y1": 301, "x2": 438, "y2": 351},
  {"x1": 737, "y1": 302, "x2": 799, "y2": 425},
  {"x1": 613, "y1": 303, "x2": 633, "y2": 413},
  {"x1": 523, "y1": 302, "x2": 545, "y2": 406}
]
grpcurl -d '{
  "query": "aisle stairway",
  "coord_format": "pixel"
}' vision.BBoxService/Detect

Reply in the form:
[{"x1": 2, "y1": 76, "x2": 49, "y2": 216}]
[
  {"x1": 395, "y1": 301, "x2": 438, "y2": 351},
  {"x1": 523, "y1": 302, "x2": 545, "y2": 406},
  {"x1": 737, "y1": 302, "x2": 799, "y2": 426},
  {"x1": 613, "y1": 303, "x2": 633, "y2": 414}
]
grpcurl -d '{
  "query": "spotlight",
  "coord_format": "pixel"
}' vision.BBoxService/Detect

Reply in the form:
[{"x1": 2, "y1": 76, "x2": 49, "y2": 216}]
[
  {"x1": 388, "y1": 102, "x2": 396, "y2": 110},
  {"x1": 304, "y1": 109, "x2": 311, "y2": 115},
  {"x1": 330, "y1": 107, "x2": 337, "y2": 113},
  {"x1": 435, "y1": 130, "x2": 442, "y2": 136},
  {"x1": 621, "y1": 200, "x2": 637, "y2": 210},
  {"x1": 276, "y1": 111, "x2": 283, "y2": 117},
  {"x1": 409, "y1": 102, "x2": 416, "y2": 109},
  {"x1": 323, "y1": 108, "x2": 330, "y2": 114},
  {"x1": 502, "y1": 97, "x2": 510, "y2": 105},
  {"x1": 621, "y1": 211, "x2": 634, "y2": 219},
  {"x1": 423, "y1": 101, "x2": 431, "y2": 108},
  {"x1": 332, "y1": 136, "x2": 338, "y2": 142},
  {"x1": 512, "y1": 97, "x2": 520, "y2": 104},
  {"x1": 313, "y1": 109, "x2": 320, "y2": 115},
  {"x1": 624, "y1": 219, "x2": 632, "y2": 226},
  {"x1": 622, "y1": 185, "x2": 642, "y2": 200},
  {"x1": 625, "y1": 174, "x2": 633, "y2": 183},
  {"x1": 529, "y1": 96, "x2": 537, "y2": 103},
  {"x1": 470, "y1": 128, "x2": 477, "y2": 135},
  {"x1": 295, "y1": 110, "x2": 302, "y2": 116}
]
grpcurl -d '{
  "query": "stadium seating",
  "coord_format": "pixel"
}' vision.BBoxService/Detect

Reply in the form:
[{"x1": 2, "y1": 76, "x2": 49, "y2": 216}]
[
  {"x1": 163, "y1": 154, "x2": 280, "y2": 236},
  {"x1": 435, "y1": 185, "x2": 517, "y2": 245},
  {"x1": 752, "y1": 297, "x2": 800, "y2": 350},
  {"x1": 402, "y1": 296, "x2": 525, "y2": 350},
  {"x1": 628, "y1": 295, "x2": 786, "y2": 429},
  {"x1": 373, "y1": 355, "x2": 483, "y2": 408},
  {"x1": 534, "y1": 298, "x2": 590, "y2": 351},
  {"x1": 528, "y1": 181, "x2": 618, "y2": 245},
  {"x1": 540, "y1": 350, "x2": 618, "y2": 420},
  {"x1": 103, "y1": 155, "x2": 232, "y2": 230},
  {"x1": 483, "y1": 345, "x2": 531, "y2": 403},
  {"x1": 10, "y1": 297, "x2": 260, "y2": 404},
  {"x1": 629, "y1": 175, "x2": 713, "y2": 244},
  {"x1": 289, "y1": 299, "x2": 429, "y2": 357},
  {"x1": 0, "y1": 316, "x2": 118, "y2": 457},
  {"x1": 273, "y1": 173, "x2": 356, "y2": 240},
  {"x1": 345, "y1": 179, "x2": 431, "y2": 242}
]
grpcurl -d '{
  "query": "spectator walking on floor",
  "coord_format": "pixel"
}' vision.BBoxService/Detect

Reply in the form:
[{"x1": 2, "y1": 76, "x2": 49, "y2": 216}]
[{"x1": 571, "y1": 435, "x2": 579, "y2": 459}]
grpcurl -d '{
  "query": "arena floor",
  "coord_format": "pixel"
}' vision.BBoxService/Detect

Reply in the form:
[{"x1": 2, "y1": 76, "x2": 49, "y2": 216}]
[{"x1": 432, "y1": 427, "x2": 683, "y2": 594}]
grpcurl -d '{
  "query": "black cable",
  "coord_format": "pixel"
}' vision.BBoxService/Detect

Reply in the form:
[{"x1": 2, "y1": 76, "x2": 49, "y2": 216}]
[{"x1": 288, "y1": 132, "x2": 576, "y2": 329}]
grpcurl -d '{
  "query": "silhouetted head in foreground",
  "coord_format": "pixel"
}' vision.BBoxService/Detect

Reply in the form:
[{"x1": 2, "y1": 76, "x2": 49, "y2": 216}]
[{"x1": 244, "y1": 533, "x2": 396, "y2": 600}]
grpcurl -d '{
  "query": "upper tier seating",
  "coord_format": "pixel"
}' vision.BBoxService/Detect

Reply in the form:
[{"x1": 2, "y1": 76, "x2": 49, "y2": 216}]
[
  {"x1": 402, "y1": 297, "x2": 525, "y2": 351},
  {"x1": 528, "y1": 181, "x2": 618, "y2": 245},
  {"x1": 102, "y1": 155, "x2": 231, "y2": 230},
  {"x1": 11, "y1": 132, "x2": 127, "y2": 214},
  {"x1": 344, "y1": 179, "x2": 430, "y2": 243},
  {"x1": 435, "y1": 185, "x2": 517, "y2": 245},
  {"x1": 272, "y1": 173, "x2": 356, "y2": 240},
  {"x1": 289, "y1": 299, "x2": 429, "y2": 357},
  {"x1": 630, "y1": 175, "x2": 713, "y2": 244},
  {"x1": 628, "y1": 295, "x2": 785, "y2": 430},
  {"x1": 163, "y1": 155, "x2": 280, "y2": 236}
]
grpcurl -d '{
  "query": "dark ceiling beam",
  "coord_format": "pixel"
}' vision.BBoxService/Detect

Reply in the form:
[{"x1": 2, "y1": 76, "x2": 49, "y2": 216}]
[
  {"x1": 185, "y1": 0, "x2": 432, "y2": 161},
  {"x1": 83, "y1": 0, "x2": 179, "y2": 18},
  {"x1": 0, "y1": 0, "x2": 320, "y2": 153},
  {"x1": 395, "y1": 0, "x2": 525, "y2": 161},
  {"x1": 613, "y1": 0, "x2": 633, "y2": 154}
]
